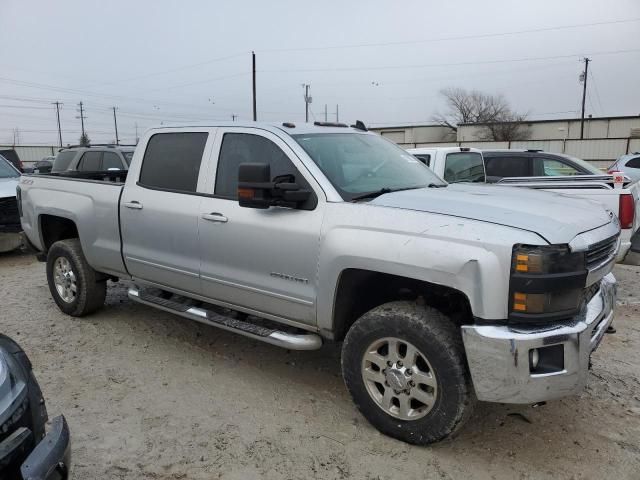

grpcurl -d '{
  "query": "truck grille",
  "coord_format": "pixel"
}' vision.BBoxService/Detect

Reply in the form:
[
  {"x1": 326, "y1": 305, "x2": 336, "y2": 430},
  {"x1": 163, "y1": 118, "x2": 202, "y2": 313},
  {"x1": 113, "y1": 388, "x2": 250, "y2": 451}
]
[
  {"x1": 586, "y1": 235, "x2": 618, "y2": 270},
  {"x1": 0, "y1": 196, "x2": 20, "y2": 225}
]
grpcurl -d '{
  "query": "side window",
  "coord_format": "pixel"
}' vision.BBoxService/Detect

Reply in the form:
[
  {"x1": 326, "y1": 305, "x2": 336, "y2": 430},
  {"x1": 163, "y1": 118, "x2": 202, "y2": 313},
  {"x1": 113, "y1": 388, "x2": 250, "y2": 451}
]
[
  {"x1": 139, "y1": 132, "x2": 208, "y2": 193},
  {"x1": 484, "y1": 155, "x2": 530, "y2": 179},
  {"x1": 215, "y1": 133, "x2": 300, "y2": 199},
  {"x1": 52, "y1": 151, "x2": 77, "y2": 171},
  {"x1": 443, "y1": 152, "x2": 485, "y2": 183},
  {"x1": 626, "y1": 156, "x2": 640, "y2": 168},
  {"x1": 534, "y1": 158, "x2": 582, "y2": 176},
  {"x1": 413, "y1": 154, "x2": 431, "y2": 166},
  {"x1": 103, "y1": 152, "x2": 123, "y2": 170},
  {"x1": 78, "y1": 151, "x2": 102, "y2": 171}
]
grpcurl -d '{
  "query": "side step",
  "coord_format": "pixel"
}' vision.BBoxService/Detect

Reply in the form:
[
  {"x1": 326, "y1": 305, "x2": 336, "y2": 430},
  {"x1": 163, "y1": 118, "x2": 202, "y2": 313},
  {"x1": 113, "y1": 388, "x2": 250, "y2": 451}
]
[{"x1": 128, "y1": 287, "x2": 322, "y2": 351}]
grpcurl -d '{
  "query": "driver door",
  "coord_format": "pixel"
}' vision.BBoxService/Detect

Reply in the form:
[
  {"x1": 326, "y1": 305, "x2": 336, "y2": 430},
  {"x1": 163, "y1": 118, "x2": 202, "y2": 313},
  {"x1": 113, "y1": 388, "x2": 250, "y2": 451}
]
[{"x1": 198, "y1": 128, "x2": 324, "y2": 326}]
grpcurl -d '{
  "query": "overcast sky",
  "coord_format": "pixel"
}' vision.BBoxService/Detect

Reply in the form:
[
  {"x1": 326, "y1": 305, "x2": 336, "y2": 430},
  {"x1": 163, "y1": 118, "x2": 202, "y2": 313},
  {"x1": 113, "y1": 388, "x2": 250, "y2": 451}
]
[{"x1": 0, "y1": 0, "x2": 639, "y2": 145}]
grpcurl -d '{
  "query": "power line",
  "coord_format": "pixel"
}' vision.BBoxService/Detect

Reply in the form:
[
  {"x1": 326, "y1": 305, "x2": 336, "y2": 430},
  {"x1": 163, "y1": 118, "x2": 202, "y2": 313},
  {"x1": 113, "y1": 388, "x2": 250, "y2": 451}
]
[
  {"x1": 258, "y1": 18, "x2": 640, "y2": 53},
  {"x1": 589, "y1": 70, "x2": 606, "y2": 114},
  {"x1": 260, "y1": 48, "x2": 640, "y2": 74}
]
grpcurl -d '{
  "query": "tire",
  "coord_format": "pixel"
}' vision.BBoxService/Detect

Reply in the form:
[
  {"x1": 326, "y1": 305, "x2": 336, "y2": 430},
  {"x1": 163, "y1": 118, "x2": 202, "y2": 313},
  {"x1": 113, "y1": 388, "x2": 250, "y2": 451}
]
[
  {"x1": 46, "y1": 238, "x2": 106, "y2": 316},
  {"x1": 341, "y1": 301, "x2": 474, "y2": 445}
]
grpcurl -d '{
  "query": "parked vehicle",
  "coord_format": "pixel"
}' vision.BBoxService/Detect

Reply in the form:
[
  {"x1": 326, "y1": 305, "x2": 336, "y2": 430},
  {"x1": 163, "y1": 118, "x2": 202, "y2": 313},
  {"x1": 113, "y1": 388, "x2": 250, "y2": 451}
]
[
  {"x1": 0, "y1": 334, "x2": 70, "y2": 479},
  {"x1": 20, "y1": 122, "x2": 618, "y2": 445},
  {"x1": 408, "y1": 147, "x2": 639, "y2": 265},
  {"x1": 607, "y1": 152, "x2": 640, "y2": 183},
  {"x1": 32, "y1": 158, "x2": 54, "y2": 175},
  {"x1": 0, "y1": 150, "x2": 23, "y2": 172},
  {"x1": 51, "y1": 145, "x2": 134, "y2": 173},
  {"x1": 0, "y1": 156, "x2": 22, "y2": 252}
]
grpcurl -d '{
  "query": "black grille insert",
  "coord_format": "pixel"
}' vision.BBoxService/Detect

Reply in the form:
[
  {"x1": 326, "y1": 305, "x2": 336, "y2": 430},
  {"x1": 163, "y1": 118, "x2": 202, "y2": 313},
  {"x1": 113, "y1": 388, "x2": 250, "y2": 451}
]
[{"x1": 586, "y1": 235, "x2": 618, "y2": 270}]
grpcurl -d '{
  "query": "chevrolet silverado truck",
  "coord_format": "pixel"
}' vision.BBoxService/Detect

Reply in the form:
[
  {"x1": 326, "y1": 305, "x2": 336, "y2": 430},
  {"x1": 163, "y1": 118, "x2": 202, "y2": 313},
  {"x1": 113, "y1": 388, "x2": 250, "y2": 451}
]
[
  {"x1": 19, "y1": 121, "x2": 619, "y2": 445},
  {"x1": 408, "y1": 146, "x2": 639, "y2": 265}
]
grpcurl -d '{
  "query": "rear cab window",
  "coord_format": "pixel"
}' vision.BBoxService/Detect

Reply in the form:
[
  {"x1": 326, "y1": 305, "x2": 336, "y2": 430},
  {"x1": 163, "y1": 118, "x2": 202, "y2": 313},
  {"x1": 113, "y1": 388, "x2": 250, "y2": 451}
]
[
  {"x1": 138, "y1": 132, "x2": 208, "y2": 193},
  {"x1": 413, "y1": 154, "x2": 431, "y2": 166},
  {"x1": 444, "y1": 152, "x2": 485, "y2": 183}
]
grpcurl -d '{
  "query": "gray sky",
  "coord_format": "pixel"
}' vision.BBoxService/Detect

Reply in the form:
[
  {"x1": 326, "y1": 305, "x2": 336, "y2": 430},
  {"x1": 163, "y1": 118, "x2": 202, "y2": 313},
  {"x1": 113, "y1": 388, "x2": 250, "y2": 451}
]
[{"x1": 1, "y1": 0, "x2": 639, "y2": 145}]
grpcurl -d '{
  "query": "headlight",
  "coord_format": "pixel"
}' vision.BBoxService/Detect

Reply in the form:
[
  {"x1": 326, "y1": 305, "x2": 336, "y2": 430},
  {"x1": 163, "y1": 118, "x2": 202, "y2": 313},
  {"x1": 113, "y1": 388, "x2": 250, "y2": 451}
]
[{"x1": 509, "y1": 244, "x2": 587, "y2": 323}]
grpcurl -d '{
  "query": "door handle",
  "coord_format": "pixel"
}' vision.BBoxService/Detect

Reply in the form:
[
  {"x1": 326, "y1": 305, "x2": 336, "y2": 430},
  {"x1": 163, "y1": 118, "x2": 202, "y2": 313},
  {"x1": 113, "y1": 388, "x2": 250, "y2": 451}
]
[
  {"x1": 123, "y1": 201, "x2": 143, "y2": 210},
  {"x1": 202, "y1": 212, "x2": 228, "y2": 223}
]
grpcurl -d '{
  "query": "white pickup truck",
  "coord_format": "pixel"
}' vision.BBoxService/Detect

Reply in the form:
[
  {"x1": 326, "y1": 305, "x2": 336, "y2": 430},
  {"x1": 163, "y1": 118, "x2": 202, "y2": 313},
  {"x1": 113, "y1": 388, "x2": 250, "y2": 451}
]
[
  {"x1": 19, "y1": 122, "x2": 619, "y2": 445},
  {"x1": 408, "y1": 146, "x2": 640, "y2": 265}
]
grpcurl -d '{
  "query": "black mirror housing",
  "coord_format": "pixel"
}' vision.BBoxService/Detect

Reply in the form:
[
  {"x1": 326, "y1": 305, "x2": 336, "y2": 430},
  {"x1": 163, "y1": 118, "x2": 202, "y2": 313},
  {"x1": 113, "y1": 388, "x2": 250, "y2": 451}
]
[{"x1": 238, "y1": 163, "x2": 273, "y2": 209}]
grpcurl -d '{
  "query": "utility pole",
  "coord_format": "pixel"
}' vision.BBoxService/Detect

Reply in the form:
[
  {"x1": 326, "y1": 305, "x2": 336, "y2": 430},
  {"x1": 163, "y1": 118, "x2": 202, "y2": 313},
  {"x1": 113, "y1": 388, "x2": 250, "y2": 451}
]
[
  {"x1": 112, "y1": 107, "x2": 119, "y2": 145},
  {"x1": 135, "y1": 122, "x2": 139, "y2": 144},
  {"x1": 335, "y1": 104, "x2": 339, "y2": 122},
  {"x1": 77, "y1": 101, "x2": 86, "y2": 137},
  {"x1": 303, "y1": 84, "x2": 312, "y2": 122},
  {"x1": 252, "y1": 51, "x2": 257, "y2": 121},
  {"x1": 52, "y1": 101, "x2": 63, "y2": 147},
  {"x1": 580, "y1": 57, "x2": 590, "y2": 140},
  {"x1": 324, "y1": 104, "x2": 328, "y2": 122},
  {"x1": 231, "y1": 114, "x2": 238, "y2": 121}
]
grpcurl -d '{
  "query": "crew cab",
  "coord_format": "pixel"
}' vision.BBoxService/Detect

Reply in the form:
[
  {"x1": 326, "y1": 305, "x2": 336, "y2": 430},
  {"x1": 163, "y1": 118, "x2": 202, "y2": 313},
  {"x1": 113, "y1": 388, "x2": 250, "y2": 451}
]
[
  {"x1": 19, "y1": 122, "x2": 619, "y2": 445},
  {"x1": 408, "y1": 146, "x2": 639, "y2": 265}
]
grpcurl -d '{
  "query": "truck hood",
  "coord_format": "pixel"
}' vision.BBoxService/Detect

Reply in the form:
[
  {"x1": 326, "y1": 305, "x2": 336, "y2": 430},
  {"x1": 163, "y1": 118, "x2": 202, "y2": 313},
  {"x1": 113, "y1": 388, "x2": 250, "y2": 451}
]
[
  {"x1": 369, "y1": 183, "x2": 612, "y2": 244},
  {"x1": 0, "y1": 178, "x2": 19, "y2": 199}
]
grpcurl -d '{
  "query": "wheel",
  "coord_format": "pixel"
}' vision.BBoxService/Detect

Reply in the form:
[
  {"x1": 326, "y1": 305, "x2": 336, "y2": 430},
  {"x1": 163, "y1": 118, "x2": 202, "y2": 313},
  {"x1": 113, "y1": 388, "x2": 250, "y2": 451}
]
[
  {"x1": 341, "y1": 301, "x2": 474, "y2": 445},
  {"x1": 46, "y1": 238, "x2": 106, "y2": 316}
]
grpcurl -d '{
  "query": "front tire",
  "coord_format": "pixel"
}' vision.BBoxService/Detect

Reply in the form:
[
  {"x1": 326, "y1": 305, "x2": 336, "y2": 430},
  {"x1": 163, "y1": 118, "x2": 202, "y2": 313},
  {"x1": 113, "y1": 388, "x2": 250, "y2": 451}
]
[
  {"x1": 341, "y1": 301, "x2": 474, "y2": 445},
  {"x1": 46, "y1": 238, "x2": 106, "y2": 316}
]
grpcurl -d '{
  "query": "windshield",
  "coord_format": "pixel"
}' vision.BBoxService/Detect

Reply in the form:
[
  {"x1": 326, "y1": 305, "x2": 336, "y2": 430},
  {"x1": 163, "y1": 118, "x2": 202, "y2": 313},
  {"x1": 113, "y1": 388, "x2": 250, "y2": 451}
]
[
  {"x1": 0, "y1": 156, "x2": 19, "y2": 178},
  {"x1": 122, "y1": 151, "x2": 134, "y2": 166},
  {"x1": 292, "y1": 133, "x2": 445, "y2": 200},
  {"x1": 443, "y1": 152, "x2": 485, "y2": 183}
]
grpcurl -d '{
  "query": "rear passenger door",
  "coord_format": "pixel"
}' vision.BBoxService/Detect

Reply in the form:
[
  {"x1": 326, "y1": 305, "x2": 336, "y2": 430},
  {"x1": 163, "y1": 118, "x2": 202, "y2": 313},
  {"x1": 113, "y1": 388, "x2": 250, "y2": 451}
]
[{"x1": 120, "y1": 130, "x2": 214, "y2": 295}]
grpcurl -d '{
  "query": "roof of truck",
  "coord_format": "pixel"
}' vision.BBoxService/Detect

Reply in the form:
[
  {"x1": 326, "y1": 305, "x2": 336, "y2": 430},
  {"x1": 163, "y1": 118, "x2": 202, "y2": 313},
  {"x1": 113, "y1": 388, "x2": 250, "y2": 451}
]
[{"x1": 146, "y1": 121, "x2": 372, "y2": 136}]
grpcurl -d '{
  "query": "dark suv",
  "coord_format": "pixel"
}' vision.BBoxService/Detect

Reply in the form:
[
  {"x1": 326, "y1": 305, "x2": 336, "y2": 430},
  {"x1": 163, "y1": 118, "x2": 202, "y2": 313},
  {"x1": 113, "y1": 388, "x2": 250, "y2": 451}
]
[
  {"x1": 482, "y1": 149, "x2": 603, "y2": 182},
  {"x1": 51, "y1": 145, "x2": 135, "y2": 173}
]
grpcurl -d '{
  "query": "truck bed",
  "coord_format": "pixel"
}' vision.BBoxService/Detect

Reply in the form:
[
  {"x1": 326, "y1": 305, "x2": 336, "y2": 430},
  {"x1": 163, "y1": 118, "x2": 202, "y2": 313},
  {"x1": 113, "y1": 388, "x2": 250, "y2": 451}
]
[{"x1": 19, "y1": 173, "x2": 128, "y2": 278}]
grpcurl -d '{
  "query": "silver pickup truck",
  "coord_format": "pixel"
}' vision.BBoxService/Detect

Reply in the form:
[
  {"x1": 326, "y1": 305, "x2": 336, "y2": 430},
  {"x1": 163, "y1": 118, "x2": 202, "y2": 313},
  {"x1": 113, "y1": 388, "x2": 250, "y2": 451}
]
[{"x1": 19, "y1": 121, "x2": 619, "y2": 445}]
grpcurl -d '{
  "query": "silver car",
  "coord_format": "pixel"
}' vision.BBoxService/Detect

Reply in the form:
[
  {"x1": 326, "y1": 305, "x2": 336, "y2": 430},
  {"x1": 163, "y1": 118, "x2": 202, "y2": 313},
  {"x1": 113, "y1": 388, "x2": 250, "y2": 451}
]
[{"x1": 608, "y1": 152, "x2": 640, "y2": 182}]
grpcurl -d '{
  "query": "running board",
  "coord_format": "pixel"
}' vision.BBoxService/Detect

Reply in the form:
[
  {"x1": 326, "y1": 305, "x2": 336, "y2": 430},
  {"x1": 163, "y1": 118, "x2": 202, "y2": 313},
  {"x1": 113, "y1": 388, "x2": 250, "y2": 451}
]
[{"x1": 128, "y1": 287, "x2": 322, "y2": 350}]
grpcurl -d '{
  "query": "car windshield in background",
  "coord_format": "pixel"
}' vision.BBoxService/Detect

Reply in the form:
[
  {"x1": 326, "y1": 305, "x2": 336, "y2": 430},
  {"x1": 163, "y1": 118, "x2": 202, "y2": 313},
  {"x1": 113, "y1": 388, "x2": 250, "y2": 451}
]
[
  {"x1": 444, "y1": 152, "x2": 485, "y2": 183},
  {"x1": 292, "y1": 133, "x2": 445, "y2": 201},
  {"x1": 0, "y1": 158, "x2": 19, "y2": 178},
  {"x1": 122, "y1": 151, "x2": 134, "y2": 165},
  {"x1": 52, "y1": 150, "x2": 77, "y2": 172},
  {"x1": 557, "y1": 154, "x2": 603, "y2": 175}
]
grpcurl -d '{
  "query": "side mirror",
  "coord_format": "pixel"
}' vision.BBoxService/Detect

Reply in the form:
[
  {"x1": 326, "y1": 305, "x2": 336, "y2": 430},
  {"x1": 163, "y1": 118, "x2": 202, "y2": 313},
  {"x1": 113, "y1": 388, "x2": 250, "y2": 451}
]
[
  {"x1": 238, "y1": 163, "x2": 312, "y2": 209},
  {"x1": 238, "y1": 163, "x2": 273, "y2": 209}
]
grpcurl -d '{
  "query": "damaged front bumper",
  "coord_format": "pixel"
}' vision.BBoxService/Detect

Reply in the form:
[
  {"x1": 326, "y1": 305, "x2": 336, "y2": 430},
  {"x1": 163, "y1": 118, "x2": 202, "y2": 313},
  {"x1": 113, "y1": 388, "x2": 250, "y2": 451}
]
[{"x1": 461, "y1": 273, "x2": 616, "y2": 404}]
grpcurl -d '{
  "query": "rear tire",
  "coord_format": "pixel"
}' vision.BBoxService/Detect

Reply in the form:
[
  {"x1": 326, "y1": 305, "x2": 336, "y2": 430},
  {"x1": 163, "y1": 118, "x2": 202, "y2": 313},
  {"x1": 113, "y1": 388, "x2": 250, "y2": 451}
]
[
  {"x1": 46, "y1": 238, "x2": 106, "y2": 316},
  {"x1": 341, "y1": 301, "x2": 474, "y2": 445}
]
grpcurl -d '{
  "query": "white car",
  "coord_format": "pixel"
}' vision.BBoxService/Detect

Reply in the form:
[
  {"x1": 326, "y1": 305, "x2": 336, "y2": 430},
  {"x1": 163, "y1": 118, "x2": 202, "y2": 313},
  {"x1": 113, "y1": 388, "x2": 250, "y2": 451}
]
[
  {"x1": 608, "y1": 152, "x2": 640, "y2": 183},
  {"x1": 0, "y1": 154, "x2": 22, "y2": 252}
]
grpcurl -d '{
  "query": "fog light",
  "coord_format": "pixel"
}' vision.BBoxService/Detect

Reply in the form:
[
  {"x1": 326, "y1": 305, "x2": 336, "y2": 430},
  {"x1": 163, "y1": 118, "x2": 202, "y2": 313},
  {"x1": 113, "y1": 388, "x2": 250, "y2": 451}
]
[{"x1": 529, "y1": 348, "x2": 540, "y2": 369}]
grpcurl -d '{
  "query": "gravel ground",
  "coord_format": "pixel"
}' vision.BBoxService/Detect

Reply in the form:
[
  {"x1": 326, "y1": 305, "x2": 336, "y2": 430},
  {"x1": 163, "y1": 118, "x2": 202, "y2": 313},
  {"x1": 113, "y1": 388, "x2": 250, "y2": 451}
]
[{"x1": 0, "y1": 251, "x2": 639, "y2": 480}]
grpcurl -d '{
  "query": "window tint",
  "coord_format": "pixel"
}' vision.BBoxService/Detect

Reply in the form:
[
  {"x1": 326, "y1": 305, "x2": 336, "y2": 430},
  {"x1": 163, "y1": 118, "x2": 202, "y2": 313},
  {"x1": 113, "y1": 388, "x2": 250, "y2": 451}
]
[
  {"x1": 534, "y1": 158, "x2": 582, "y2": 176},
  {"x1": 78, "y1": 151, "x2": 102, "y2": 171},
  {"x1": 444, "y1": 152, "x2": 485, "y2": 183},
  {"x1": 103, "y1": 152, "x2": 123, "y2": 170},
  {"x1": 413, "y1": 154, "x2": 431, "y2": 166},
  {"x1": 484, "y1": 155, "x2": 529, "y2": 179},
  {"x1": 139, "y1": 132, "x2": 208, "y2": 192},
  {"x1": 122, "y1": 151, "x2": 134, "y2": 165},
  {"x1": 52, "y1": 151, "x2": 77, "y2": 172},
  {"x1": 626, "y1": 156, "x2": 640, "y2": 169},
  {"x1": 215, "y1": 133, "x2": 298, "y2": 199}
]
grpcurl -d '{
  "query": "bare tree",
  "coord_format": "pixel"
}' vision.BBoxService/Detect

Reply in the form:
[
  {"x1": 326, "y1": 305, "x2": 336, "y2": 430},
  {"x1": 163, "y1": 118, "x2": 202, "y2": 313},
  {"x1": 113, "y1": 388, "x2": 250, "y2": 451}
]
[{"x1": 433, "y1": 87, "x2": 530, "y2": 141}]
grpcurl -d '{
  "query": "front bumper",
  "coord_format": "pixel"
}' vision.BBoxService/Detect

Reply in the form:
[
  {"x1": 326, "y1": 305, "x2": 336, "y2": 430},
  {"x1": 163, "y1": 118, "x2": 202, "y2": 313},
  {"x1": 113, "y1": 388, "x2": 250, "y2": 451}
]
[
  {"x1": 20, "y1": 415, "x2": 71, "y2": 480},
  {"x1": 461, "y1": 273, "x2": 616, "y2": 404}
]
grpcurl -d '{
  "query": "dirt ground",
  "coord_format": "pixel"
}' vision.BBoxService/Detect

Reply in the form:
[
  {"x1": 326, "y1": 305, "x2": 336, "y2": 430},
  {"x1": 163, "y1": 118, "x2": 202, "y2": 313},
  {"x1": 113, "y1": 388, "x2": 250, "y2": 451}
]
[{"x1": 0, "y1": 251, "x2": 638, "y2": 480}]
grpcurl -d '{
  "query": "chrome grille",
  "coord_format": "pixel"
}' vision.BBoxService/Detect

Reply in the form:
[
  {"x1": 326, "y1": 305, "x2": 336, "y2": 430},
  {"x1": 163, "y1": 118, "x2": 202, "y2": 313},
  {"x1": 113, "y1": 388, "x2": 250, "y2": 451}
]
[{"x1": 586, "y1": 235, "x2": 618, "y2": 270}]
